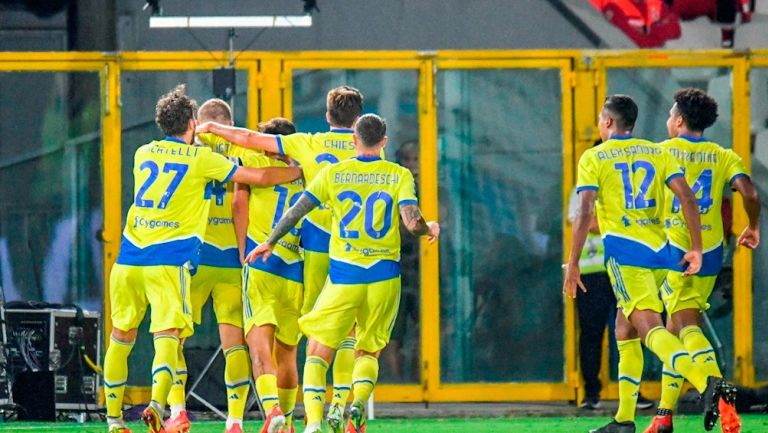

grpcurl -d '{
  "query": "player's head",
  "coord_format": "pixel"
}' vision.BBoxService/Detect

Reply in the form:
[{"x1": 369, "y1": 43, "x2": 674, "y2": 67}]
[
  {"x1": 667, "y1": 88, "x2": 718, "y2": 137},
  {"x1": 156, "y1": 84, "x2": 198, "y2": 143},
  {"x1": 599, "y1": 95, "x2": 637, "y2": 141},
  {"x1": 326, "y1": 85, "x2": 363, "y2": 128},
  {"x1": 396, "y1": 140, "x2": 419, "y2": 180},
  {"x1": 258, "y1": 117, "x2": 296, "y2": 136},
  {"x1": 353, "y1": 113, "x2": 388, "y2": 151},
  {"x1": 198, "y1": 98, "x2": 233, "y2": 125}
]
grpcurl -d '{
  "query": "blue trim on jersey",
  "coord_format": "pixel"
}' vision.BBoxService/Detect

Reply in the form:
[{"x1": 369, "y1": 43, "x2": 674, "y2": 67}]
[
  {"x1": 199, "y1": 243, "x2": 241, "y2": 268},
  {"x1": 610, "y1": 135, "x2": 633, "y2": 140},
  {"x1": 668, "y1": 244, "x2": 723, "y2": 276},
  {"x1": 164, "y1": 136, "x2": 186, "y2": 144},
  {"x1": 356, "y1": 155, "x2": 381, "y2": 162},
  {"x1": 221, "y1": 164, "x2": 237, "y2": 183},
  {"x1": 665, "y1": 172, "x2": 684, "y2": 185},
  {"x1": 276, "y1": 135, "x2": 285, "y2": 155},
  {"x1": 329, "y1": 259, "x2": 400, "y2": 284},
  {"x1": 576, "y1": 185, "x2": 598, "y2": 193},
  {"x1": 245, "y1": 238, "x2": 303, "y2": 282},
  {"x1": 678, "y1": 134, "x2": 706, "y2": 143},
  {"x1": 116, "y1": 235, "x2": 201, "y2": 267},
  {"x1": 302, "y1": 219, "x2": 330, "y2": 253},
  {"x1": 603, "y1": 235, "x2": 678, "y2": 269},
  {"x1": 304, "y1": 191, "x2": 322, "y2": 206},
  {"x1": 330, "y1": 128, "x2": 354, "y2": 133},
  {"x1": 729, "y1": 173, "x2": 749, "y2": 185},
  {"x1": 398, "y1": 199, "x2": 418, "y2": 207}
]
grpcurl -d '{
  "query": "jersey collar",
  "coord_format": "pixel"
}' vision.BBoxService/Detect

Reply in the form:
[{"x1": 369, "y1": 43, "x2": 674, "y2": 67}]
[
  {"x1": 356, "y1": 155, "x2": 381, "y2": 162},
  {"x1": 330, "y1": 128, "x2": 354, "y2": 134},
  {"x1": 678, "y1": 134, "x2": 707, "y2": 143},
  {"x1": 610, "y1": 134, "x2": 633, "y2": 140},
  {"x1": 164, "y1": 136, "x2": 187, "y2": 144}
]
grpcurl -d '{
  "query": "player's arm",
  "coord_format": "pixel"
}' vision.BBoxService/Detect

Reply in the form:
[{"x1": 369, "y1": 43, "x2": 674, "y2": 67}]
[
  {"x1": 563, "y1": 190, "x2": 594, "y2": 299},
  {"x1": 399, "y1": 204, "x2": 439, "y2": 243},
  {"x1": 245, "y1": 193, "x2": 318, "y2": 263},
  {"x1": 232, "y1": 183, "x2": 250, "y2": 264},
  {"x1": 197, "y1": 122, "x2": 280, "y2": 154},
  {"x1": 731, "y1": 175, "x2": 761, "y2": 249},
  {"x1": 229, "y1": 166, "x2": 302, "y2": 187},
  {"x1": 668, "y1": 176, "x2": 703, "y2": 275}
]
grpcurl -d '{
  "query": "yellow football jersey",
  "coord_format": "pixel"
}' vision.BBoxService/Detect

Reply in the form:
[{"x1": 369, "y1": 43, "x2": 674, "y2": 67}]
[
  {"x1": 196, "y1": 133, "x2": 240, "y2": 268},
  {"x1": 660, "y1": 135, "x2": 748, "y2": 276},
  {"x1": 117, "y1": 136, "x2": 237, "y2": 267},
  {"x1": 304, "y1": 155, "x2": 417, "y2": 284},
  {"x1": 576, "y1": 136, "x2": 683, "y2": 269},
  {"x1": 277, "y1": 129, "x2": 357, "y2": 252},
  {"x1": 241, "y1": 151, "x2": 304, "y2": 282}
]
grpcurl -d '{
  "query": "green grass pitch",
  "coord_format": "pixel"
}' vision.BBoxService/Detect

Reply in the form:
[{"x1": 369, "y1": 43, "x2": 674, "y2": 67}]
[{"x1": 2, "y1": 416, "x2": 768, "y2": 432}]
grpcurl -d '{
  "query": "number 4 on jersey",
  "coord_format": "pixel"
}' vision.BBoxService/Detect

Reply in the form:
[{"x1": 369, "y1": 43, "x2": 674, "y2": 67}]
[{"x1": 671, "y1": 168, "x2": 713, "y2": 214}]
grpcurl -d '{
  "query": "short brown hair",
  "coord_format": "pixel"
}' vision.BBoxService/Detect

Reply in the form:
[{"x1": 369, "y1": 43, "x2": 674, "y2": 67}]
[
  {"x1": 354, "y1": 113, "x2": 386, "y2": 147},
  {"x1": 155, "y1": 84, "x2": 197, "y2": 136},
  {"x1": 258, "y1": 117, "x2": 296, "y2": 135},
  {"x1": 198, "y1": 98, "x2": 232, "y2": 123},
  {"x1": 327, "y1": 85, "x2": 363, "y2": 128}
]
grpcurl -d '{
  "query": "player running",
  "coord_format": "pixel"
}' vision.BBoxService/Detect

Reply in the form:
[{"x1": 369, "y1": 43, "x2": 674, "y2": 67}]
[
  {"x1": 196, "y1": 85, "x2": 364, "y2": 429},
  {"x1": 103, "y1": 85, "x2": 302, "y2": 433},
  {"x1": 231, "y1": 117, "x2": 303, "y2": 433},
  {"x1": 643, "y1": 88, "x2": 759, "y2": 433},
  {"x1": 246, "y1": 114, "x2": 439, "y2": 433},
  {"x1": 564, "y1": 94, "x2": 736, "y2": 433}
]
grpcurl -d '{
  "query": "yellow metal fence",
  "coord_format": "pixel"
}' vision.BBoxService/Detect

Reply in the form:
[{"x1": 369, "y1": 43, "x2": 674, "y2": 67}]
[{"x1": 0, "y1": 49, "x2": 765, "y2": 403}]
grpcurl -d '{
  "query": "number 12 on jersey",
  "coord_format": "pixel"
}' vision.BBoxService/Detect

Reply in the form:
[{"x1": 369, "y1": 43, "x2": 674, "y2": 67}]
[{"x1": 614, "y1": 161, "x2": 657, "y2": 210}]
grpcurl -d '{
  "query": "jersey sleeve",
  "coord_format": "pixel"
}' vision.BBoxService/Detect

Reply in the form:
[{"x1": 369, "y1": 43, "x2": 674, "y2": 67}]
[
  {"x1": 576, "y1": 150, "x2": 599, "y2": 192},
  {"x1": 661, "y1": 148, "x2": 684, "y2": 185},
  {"x1": 276, "y1": 133, "x2": 313, "y2": 165},
  {"x1": 397, "y1": 168, "x2": 418, "y2": 207},
  {"x1": 198, "y1": 147, "x2": 238, "y2": 183},
  {"x1": 723, "y1": 149, "x2": 749, "y2": 185},
  {"x1": 304, "y1": 165, "x2": 330, "y2": 205}
]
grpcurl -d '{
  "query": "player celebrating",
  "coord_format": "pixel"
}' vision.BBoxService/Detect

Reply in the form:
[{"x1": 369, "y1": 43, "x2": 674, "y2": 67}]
[
  {"x1": 231, "y1": 117, "x2": 303, "y2": 433},
  {"x1": 643, "y1": 88, "x2": 758, "y2": 433},
  {"x1": 102, "y1": 85, "x2": 302, "y2": 433},
  {"x1": 246, "y1": 114, "x2": 439, "y2": 433},
  {"x1": 564, "y1": 95, "x2": 735, "y2": 433},
  {"x1": 196, "y1": 85, "x2": 364, "y2": 429}
]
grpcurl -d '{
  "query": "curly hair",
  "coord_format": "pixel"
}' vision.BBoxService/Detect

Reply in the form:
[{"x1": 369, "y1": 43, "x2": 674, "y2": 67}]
[
  {"x1": 355, "y1": 113, "x2": 386, "y2": 147},
  {"x1": 155, "y1": 84, "x2": 197, "y2": 137},
  {"x1": 673, "y1": 88, "x2": 718, "y2": 132},
  {"x1": 326, "y1": 85, "x2": 363, "y2": 128},
  {"x1": 258, "y1": 117, "x2": 296, "y2": 135}
]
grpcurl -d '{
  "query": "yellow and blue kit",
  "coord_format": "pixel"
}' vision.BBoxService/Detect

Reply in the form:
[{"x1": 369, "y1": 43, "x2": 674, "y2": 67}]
[
  {"x1": 659, "y1": 135, "x2": 748, "y2": 313},
  {"x1": 241, "y1": 151, "x2": 304, "y2": 345},
  {"x1": 111, "y1": 136, "x2": 237, "y2": 336},
  {"x1": 275, "y1": 129, "x2": 357, "y2": 313},
  {"x1": 298, "y1": 155, "x2": 417, "y2": 352},
  {"x1": 576, "y1": 136, "x2": 684, "y2": 316},
  {"x1": 188, "y1": 133, "x2": 243, "y2": 327}
]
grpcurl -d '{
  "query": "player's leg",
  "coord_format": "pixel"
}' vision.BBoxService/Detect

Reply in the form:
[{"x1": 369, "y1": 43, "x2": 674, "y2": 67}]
[
  {"x1": 298, "y1": 280, "x2": 361, "y2": 433},
  {"x1": 211, "y1": 268, "x2": 249, "y2": 433},
  {"x1": 577, "y1": 272, "x2": 612, "y2": 408},
  {"x1": 105, "y1": 264, "x2": 147, "y2": 433},
  {"x1": 144, "y1": 265, "x2": 195, "y2": 433},
  {"x1": 346, "y1": 277, "x2": 401, "y2": 433},
  {"x1": 613, "y1": 310, "x2": 643, "y2": 427},
  {"x1": 274, "y1": 278, "x2": 303, "y2": 433}
]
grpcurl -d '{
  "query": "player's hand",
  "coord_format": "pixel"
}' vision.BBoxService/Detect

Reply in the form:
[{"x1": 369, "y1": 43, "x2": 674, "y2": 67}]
[
  {"x1": 246, "y1": 243, "x2": 274, "y2": 263},
  {"x1": 196, "y1": 121, "x2": 214, "y2": 133},
  {"x1": 426, "y1": 221, "x2": 440, "y2": 244},
  {"x1": 562, "y1": 263, "x2": 587, "y2": 299},
  {"x1": 737, "y1": 226, "x2": 760, "y2": 249},
  {"x1": 680, "y1": 249, "x2": 703, "y2": 276}
]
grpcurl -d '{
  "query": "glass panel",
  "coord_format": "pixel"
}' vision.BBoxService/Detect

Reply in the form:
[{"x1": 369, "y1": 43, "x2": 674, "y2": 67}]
[
  {"x1": 0, "y1": 72, "x2": 102, "y2": 311},
  {"x1": 291, "y1": 69, "x2": 421, "y2": 384},
  {"x1": 437, "y1": 69, "x2": 564, "y2": 382},
  {"x1": 750, "y1": 67, "x2": 768, "y2": 381},
  {"x1": 606, "y1": 67, "x2": 736, "y2": 381},
  {"x1": 120, "y1": 70, "x2": 248, "y2": 386}
]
